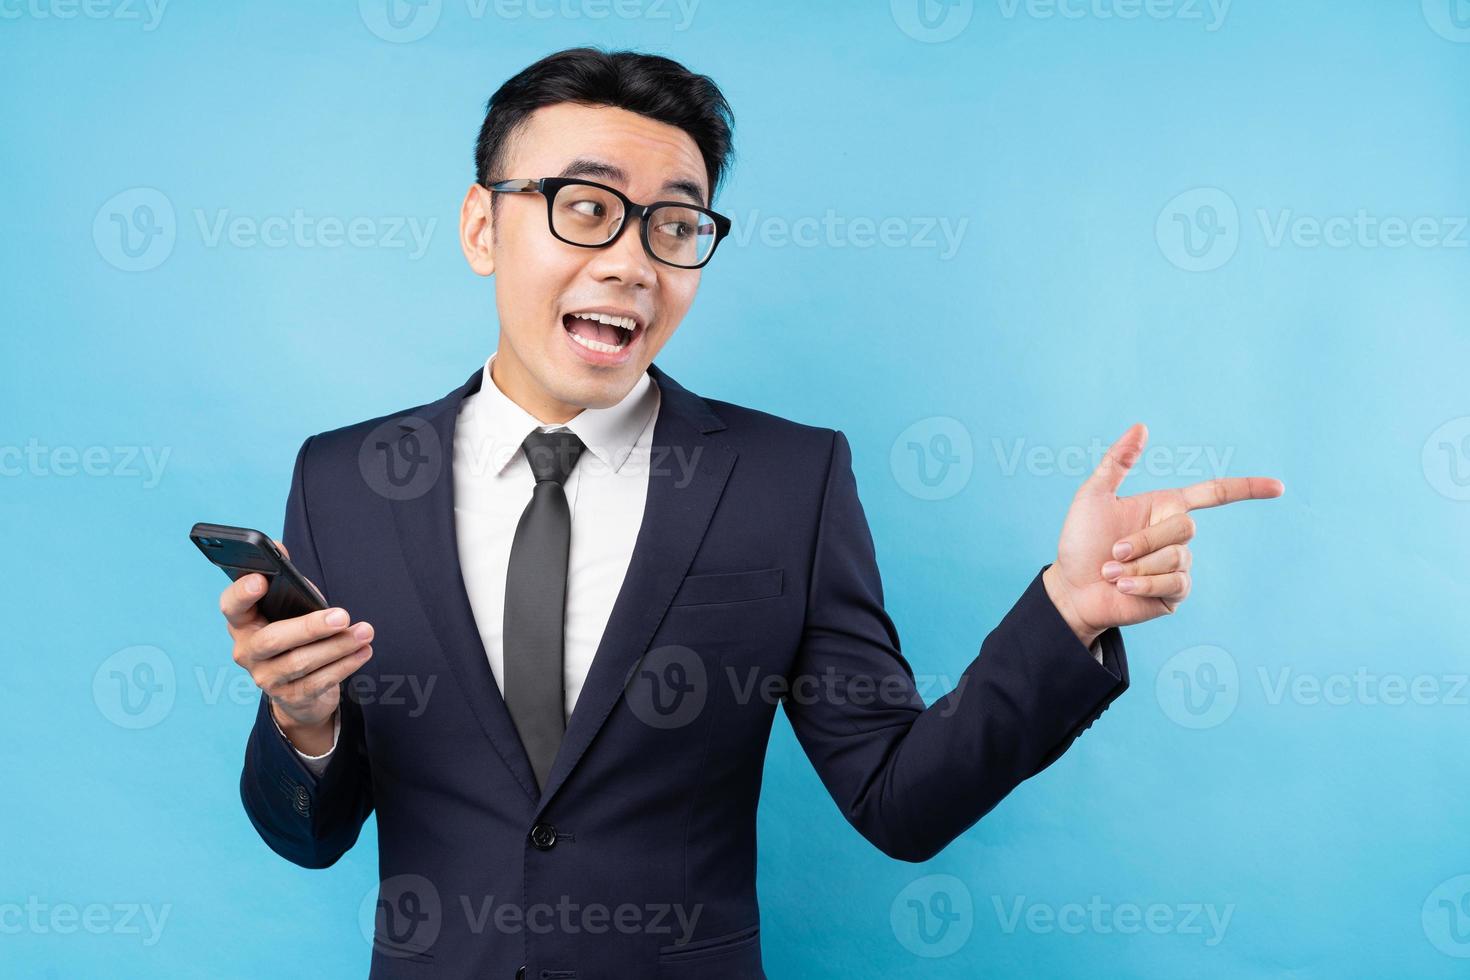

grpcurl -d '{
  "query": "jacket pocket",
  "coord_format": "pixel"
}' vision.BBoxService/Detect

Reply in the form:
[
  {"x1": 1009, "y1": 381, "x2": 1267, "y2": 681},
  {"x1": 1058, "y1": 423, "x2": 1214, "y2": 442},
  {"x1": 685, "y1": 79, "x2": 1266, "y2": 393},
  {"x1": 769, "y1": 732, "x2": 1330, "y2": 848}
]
[
  {"x1": 370, "y1": 934, "x2": 435, "y2": 965},
  {"x1": 669, "y1": 568, "x2": 783, "y2": 607},
  {"x1": 657, "y1": 923, "x2": 760, "y2": 961}
]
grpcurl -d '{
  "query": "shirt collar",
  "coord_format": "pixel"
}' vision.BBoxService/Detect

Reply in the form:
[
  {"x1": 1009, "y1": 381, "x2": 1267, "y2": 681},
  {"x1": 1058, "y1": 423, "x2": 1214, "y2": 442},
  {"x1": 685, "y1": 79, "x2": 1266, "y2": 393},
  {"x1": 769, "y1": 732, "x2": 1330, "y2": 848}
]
[{"x1": 458, "y1": 351, "x2": 659, "y2": 477}]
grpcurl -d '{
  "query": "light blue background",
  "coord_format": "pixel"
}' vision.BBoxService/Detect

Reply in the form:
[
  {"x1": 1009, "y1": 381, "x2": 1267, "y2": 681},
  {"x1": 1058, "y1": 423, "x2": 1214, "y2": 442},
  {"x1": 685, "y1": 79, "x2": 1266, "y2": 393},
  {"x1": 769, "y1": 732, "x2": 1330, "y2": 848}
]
[{"x1": 3, "y1": 1, "x2": 1468, "y2": 976}]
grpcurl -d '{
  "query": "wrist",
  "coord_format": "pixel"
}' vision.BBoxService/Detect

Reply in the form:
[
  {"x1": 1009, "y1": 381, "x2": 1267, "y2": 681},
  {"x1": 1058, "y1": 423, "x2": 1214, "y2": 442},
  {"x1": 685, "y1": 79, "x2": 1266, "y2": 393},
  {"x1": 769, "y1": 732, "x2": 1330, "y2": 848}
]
[
  {"x1": 1042, "y1": 563, "x2": 1102, "y2": 650},
  {"x1": 271, "y1": 701, "x2": 337, "y2": 756}
]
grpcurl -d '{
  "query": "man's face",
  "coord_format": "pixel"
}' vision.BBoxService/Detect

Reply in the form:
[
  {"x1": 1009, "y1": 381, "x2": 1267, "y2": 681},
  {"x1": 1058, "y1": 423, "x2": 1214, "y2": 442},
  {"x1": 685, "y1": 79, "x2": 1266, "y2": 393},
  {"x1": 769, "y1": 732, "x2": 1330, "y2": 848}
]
[{"x1": 459, "y1": 102, "x2": 710, "y2": 419}]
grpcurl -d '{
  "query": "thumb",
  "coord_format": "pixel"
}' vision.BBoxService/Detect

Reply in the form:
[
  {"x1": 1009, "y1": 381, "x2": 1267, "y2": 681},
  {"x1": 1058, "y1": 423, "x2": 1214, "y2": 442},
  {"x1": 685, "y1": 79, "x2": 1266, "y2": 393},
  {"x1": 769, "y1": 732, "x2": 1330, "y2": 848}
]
[{"x1": 1081, "y1": 422, "x2": 1147, "y2": 496}]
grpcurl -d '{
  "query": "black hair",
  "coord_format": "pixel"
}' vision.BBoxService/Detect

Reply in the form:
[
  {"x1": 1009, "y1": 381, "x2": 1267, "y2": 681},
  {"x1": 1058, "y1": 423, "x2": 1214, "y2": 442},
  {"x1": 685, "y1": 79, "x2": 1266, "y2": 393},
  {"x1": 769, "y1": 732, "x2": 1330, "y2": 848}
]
[{"x1": 474, "y1": 47, "x2": 735, "y2": 208}]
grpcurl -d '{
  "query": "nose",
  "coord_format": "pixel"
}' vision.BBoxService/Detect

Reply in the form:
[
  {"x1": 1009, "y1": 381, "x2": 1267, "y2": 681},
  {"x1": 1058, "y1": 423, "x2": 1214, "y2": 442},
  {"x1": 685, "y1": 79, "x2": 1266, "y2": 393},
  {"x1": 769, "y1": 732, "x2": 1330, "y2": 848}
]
[{"x1": 584, "y1": 213, "x2": 658, "y2": 290}]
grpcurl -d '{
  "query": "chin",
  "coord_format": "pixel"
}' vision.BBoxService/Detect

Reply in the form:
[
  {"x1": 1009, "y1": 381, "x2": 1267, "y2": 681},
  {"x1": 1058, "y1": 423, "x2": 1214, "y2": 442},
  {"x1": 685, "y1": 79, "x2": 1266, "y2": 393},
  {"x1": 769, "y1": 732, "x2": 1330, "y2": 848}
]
[
  {"x1": 537, "y1": 367, "x2": 626, "y2": 410},
  {"x1": 577, "y1": 375, "x2": 638, "y2": 409}
]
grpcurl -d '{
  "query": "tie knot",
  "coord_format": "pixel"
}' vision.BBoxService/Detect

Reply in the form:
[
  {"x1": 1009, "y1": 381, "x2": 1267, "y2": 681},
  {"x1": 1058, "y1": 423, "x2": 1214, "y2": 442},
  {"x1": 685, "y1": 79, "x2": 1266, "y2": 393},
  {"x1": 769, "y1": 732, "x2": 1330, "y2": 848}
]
[{"x1": 521, "y1": 428, "x2": 585, "y2": 486}]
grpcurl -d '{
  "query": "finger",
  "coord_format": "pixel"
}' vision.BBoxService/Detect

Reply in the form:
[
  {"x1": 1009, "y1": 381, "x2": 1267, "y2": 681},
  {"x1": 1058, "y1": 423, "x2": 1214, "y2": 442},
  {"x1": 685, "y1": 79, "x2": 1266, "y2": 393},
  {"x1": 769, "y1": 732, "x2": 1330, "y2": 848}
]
[
  {"x1": 1116, "y1": 570, "x2": 1191, "y2": 600},
  {"x1": 1112, "y1": 512, "x2": 1195, "y2": 561},
  {"x1": 272, "y1": 538, "x2": 291, "y2": 560},
  {"x1": 258, "y1": 623, "x2": 375, "y2": 690},
  {"x1": 220, "y1": 574, "x2": 271, "y2": 630},
  {"x1": 1180, "y1": 476, "x2": 1285, "y2": 511},
  {"x1": 1080, "y1": 423, "x2": 1148, "y2": 497},
  {"x1": 1102, "y1": 543, "x2": 1191, "y2": 580},
  {"x1": 242, "y1": 606, "x2": 358, "y2": 666},
  {"x1": 273, "y1": 644, "x2": 373, "y2": 704}
]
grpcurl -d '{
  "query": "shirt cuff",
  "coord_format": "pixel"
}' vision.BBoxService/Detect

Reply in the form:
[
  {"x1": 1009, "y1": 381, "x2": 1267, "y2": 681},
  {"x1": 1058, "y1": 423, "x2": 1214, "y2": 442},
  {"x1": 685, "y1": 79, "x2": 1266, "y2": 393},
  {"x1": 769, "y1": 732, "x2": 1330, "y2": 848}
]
[{"x1": 271, "y1": 707, "x2": 340, "y2": 778}]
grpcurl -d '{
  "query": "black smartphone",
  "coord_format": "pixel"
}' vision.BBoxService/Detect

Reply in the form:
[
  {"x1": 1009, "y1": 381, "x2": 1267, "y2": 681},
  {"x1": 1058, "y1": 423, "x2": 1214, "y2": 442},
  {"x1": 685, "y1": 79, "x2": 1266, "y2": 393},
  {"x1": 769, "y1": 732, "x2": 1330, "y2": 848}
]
[{"x1": 189, "y1": 522, "x2": 328, "y2": 622}]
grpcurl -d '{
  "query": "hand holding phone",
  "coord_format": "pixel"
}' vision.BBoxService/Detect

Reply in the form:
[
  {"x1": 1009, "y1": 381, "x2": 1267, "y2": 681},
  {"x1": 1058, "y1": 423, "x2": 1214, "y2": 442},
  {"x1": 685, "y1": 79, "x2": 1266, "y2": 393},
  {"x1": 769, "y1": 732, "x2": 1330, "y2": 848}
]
[{"x1": 192, "y1": 523, "x2": 373, "y2": 753}]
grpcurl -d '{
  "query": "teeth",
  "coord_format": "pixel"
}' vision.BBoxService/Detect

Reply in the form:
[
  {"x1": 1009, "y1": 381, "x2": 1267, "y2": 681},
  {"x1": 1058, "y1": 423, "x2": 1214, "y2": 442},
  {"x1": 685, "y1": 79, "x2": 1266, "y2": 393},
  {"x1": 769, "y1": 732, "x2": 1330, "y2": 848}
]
[
  {"x1": 567, "y1": 328, "x2": 628, "y2": 354},
  {"x1": 569, "y1": 311, "x2": 637, "y2": 332}
]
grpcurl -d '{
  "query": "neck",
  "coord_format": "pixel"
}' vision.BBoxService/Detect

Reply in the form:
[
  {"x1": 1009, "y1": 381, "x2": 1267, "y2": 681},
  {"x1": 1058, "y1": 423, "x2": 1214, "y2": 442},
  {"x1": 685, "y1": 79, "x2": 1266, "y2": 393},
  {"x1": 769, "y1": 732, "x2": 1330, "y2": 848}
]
[{"x1": 490, "y1": 346, "x2": 584, "y2": 426}]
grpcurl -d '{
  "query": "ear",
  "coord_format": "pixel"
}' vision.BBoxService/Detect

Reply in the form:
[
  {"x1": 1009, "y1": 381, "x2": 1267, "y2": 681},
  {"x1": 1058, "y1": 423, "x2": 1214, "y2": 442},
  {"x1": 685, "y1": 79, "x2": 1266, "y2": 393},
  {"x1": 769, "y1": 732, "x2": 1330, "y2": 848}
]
[{"x1": 459, "y1": 183, "x2": 495, "y2": 277}]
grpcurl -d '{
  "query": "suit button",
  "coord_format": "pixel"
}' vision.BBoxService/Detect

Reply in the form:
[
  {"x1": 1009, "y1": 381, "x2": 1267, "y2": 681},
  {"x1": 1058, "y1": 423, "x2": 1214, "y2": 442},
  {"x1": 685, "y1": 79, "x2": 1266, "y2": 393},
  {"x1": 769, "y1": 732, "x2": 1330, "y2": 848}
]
[
  {"x1": 515, "y1": 967, "x2": 526, "y2": 980},
  {"x1": 529, "y1": 823, "x2": 557, "y2": 850}
]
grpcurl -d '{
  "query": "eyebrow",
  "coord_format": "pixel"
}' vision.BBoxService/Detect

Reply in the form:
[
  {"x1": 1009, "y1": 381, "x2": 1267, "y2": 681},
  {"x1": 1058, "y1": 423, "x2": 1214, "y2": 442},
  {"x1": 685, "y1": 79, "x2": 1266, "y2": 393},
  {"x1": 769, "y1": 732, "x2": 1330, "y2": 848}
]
[{"x1": 556, "y1": 157, "x2": 708, "y2": 206}]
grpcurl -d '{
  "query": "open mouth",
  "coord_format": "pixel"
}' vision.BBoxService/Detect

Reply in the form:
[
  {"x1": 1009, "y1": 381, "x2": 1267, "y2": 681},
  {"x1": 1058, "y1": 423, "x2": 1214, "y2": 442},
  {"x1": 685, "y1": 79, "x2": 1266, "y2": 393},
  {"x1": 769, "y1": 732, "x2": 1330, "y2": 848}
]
[{"x1": 562, "y1": 311, "x2": 643, "y2": 356}]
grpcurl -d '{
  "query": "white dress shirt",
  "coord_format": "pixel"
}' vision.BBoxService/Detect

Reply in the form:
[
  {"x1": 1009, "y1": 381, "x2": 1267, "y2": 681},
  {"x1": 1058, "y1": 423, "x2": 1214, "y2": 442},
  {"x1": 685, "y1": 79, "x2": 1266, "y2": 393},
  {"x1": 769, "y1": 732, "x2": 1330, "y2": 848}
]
[
  {"x1": 282, "y1": 351, "x2": 661, "y2": 775},
  {"x1": 277, "y1": 354, "x2": 1102, "y2": 775}
]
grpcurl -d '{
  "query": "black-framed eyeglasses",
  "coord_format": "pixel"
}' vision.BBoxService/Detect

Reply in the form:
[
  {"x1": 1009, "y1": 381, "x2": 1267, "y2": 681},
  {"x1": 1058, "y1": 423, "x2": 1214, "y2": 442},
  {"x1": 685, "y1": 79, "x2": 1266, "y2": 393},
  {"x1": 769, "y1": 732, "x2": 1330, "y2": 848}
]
[{"x1": 485, "y1": 177, "x2": 732, "y2": 270}]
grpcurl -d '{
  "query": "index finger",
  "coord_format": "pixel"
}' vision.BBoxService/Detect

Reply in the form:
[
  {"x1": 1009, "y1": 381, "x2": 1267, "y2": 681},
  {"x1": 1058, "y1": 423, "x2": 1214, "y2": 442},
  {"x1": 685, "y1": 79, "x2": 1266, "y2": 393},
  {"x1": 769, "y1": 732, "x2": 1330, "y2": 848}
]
[{"x1": 1180, "y1": 476, "x2": 1285, "y2": 511}]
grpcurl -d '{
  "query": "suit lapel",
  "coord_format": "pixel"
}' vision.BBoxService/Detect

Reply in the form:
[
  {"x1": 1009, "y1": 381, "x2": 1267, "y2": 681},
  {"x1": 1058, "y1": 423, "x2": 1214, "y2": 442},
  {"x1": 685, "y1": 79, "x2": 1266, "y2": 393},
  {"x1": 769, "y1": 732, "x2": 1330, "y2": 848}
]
[
  {"x1": 536, "y1": 362, "x2": 734, "y2": 811},
  {"x1": 388, "y1": 366, "x2": 541, "y2": 803},
  {"x1": 385, "y1": 361, "x2": 736, "y2": 813}
]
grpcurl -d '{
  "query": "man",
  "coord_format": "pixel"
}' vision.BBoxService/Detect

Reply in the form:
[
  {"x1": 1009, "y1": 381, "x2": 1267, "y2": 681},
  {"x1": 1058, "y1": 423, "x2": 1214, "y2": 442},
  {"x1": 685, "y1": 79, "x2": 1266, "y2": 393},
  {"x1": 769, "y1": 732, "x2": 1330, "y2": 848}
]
[{"x1": 221, "y1": 48, "x2": 1282, "y2": 979}]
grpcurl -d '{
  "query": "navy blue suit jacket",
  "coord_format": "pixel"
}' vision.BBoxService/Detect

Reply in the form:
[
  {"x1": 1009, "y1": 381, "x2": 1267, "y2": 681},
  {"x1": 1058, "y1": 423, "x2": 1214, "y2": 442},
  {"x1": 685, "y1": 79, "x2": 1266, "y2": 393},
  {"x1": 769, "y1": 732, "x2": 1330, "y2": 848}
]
[{"x1": 241, "y1": 362, "x2": 1129, "y2": 979}]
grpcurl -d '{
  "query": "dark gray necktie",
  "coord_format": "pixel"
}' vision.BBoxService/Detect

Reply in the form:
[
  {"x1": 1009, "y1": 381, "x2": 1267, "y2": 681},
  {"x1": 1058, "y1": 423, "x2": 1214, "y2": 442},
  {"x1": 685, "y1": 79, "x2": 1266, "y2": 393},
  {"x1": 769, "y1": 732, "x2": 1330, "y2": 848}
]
[{"x1": 503, "y1": 427, "x2": 586, "y2": 793}]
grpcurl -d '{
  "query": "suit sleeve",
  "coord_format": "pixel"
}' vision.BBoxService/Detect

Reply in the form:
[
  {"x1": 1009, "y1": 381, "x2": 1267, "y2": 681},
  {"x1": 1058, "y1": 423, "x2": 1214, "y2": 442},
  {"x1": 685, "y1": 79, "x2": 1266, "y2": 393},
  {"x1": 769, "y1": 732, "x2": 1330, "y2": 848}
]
[
  {"x1": 783, "y1": 429, "x2": 1130, "y2": 863},
  {"x1": 239, "y1": 434, "x2": 375, "y2": 869}
]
